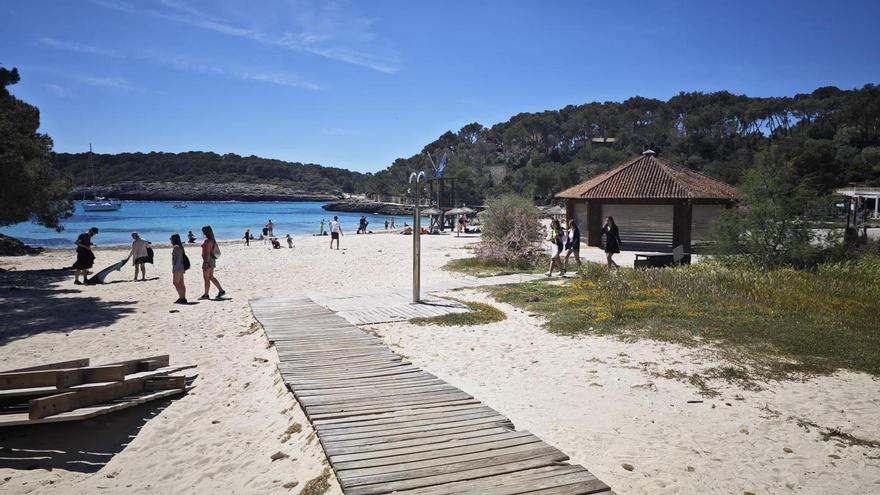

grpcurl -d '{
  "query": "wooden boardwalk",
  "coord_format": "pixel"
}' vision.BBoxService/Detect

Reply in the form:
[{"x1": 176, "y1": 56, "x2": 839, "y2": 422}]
[{"x1": 251, "y1": 297, "x2": 613, "y2": 495}]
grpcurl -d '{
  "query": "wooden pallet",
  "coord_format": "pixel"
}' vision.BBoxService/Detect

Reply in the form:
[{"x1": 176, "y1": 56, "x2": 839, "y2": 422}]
[
  {"x1": 0, "y1": 355, "x2": 195, "y2": 427},
  {"x1": 251, "y1": 297, "x2": 614, "y2": 495}
]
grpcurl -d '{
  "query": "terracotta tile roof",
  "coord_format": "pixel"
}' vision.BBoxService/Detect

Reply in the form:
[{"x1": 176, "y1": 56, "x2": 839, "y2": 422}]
[{"x1": 556, "y1": 151, "x2": 739, "y2": 200}]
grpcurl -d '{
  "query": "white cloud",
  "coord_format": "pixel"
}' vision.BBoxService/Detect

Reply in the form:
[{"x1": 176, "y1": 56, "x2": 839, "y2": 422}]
[
  {"x1": 91, "y1": 0, "x2": 399, "y2": 73},
  {"x1": 144, "y1": 52, "x2": 322, "y2": 90},
  {"x1": 45, "y1": 83, "x2": 69, "y2": 97},
  {"x1": 39, "y1": 37, "x2": 121, "y2": 57},
  {"x1": 77, "y1": 75, "x2": 139, "y2": 90}
]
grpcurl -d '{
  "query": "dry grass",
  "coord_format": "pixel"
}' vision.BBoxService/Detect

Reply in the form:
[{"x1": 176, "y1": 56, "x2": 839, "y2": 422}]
[{"x1": 489, "y1": 257, "x2": 880, "y2": 379}]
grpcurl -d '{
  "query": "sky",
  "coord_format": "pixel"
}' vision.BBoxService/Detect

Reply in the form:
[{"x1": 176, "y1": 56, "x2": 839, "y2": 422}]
[{"x1": 2, "y1": 0, "x2": 880, "y2": 173}]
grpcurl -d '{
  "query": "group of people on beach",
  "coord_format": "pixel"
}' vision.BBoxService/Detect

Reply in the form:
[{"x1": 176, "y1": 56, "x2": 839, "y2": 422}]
[
  {"x1": 241, "y1": 219, "x2": 293, "y2": 249},
  {"x1": 544, "y1": 216, "x2": 622, "y2": 275},
  {"x1": 72, "y1": 225, "x2": 225, "y2": 304}
]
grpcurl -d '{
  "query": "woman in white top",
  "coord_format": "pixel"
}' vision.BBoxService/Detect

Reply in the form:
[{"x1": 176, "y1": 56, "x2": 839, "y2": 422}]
[{"x1": 127, "y1": 232, "x2": 151, "y2": 281}]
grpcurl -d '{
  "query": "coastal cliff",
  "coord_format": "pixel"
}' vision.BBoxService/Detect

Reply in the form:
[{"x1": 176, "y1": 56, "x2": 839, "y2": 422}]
[{"x1": 71, "y1": 182, "x2": 341, "y2": 202}]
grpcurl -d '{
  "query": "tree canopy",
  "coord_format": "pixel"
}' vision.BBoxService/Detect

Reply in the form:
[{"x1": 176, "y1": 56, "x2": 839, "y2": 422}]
[
  {"x1": 362, "y1": 85, "x2": 880, "y2": 205},
  {"x1": 0, "y1": 67, "x2": 73, "y2": 230}
]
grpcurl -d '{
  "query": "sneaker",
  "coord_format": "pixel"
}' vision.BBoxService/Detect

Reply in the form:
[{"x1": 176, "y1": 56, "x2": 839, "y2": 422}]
[
  {"x1": 174, "y1": 298, "x2": 187, "y2": 304},
  {"x1": 216, "y1": 290, "x2": 226, "y2": 298},
  {"x1": 198, "y1": 294, "x2": 210, "y2": 300},
  {"x1": 545, "y1": 271, "x2": 552, "y2": 277},
  {"x1": 74, "y1": 280, "x2": 83, "y2": 285}
]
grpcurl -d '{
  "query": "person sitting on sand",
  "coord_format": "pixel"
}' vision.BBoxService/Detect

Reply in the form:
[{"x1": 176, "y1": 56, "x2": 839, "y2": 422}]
[
  {"x1": 200, "y1": 225, "x2": 226, "y2": 300},
  {"x1": 72, "y1": 227, "x2": 99, "y2": 285},
  {"x1": 329, "y1": 216, "x2": 342, "y2": 249},
  {"x1": 271, "y1": 237, "x2": 281, "y2": 249},
  {"x1": 170, "y1": 233, "x2": 189, "y2": 304},
  {"x1": 126, "y1": 232, "x2": 152, "y2": 281},
  {"x1": 402, "y1": 226, "x2": 413, "y2": 235},
  {"x1": 286, "y1": 234, "x2": 293, "y2": 248},
  {"x1": 187, "y1": 230, "x2": 196, "y2": 244}
]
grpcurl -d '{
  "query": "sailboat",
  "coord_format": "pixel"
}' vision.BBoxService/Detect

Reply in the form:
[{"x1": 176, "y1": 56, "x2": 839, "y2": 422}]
[{"x1": 82, "y1": 144, "x2": 122, "y2": 212}]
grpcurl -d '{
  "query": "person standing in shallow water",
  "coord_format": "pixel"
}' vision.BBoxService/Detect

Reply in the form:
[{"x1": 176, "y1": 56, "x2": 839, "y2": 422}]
[
  {"x1": 601, "y1": 216, "x2": 622, "y2": 269},
  {"x1": 170, "y1": 233, "x2": 188, "y2": 304},
  {"x1": 72, "y1": 227, "x2": 98, "y2": 285},
  {"x1": 199, "y1": 225, "x2": 226, "y2": 300}
]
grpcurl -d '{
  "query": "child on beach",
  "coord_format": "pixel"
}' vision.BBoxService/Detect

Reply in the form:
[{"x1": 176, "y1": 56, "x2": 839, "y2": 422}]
[
  {"x1": 200, "y1": 225, "x2": 226, "y2": 300},
  {"x1": 187, "y1": 231, "x2": 196, "y2": 244}
]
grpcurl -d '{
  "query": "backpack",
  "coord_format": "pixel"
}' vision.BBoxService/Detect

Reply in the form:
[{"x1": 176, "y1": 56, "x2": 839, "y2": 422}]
[{"x1": 182, "y1": 252, "x2": 191, "y2": 271}]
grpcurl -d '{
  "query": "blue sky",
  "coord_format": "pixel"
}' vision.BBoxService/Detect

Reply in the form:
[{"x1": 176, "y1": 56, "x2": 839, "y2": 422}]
[{"x1": 3, "y1": 0, "x2": 880, "y2": 173}]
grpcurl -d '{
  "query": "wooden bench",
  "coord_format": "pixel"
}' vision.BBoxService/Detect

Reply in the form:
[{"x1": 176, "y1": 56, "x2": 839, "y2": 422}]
[{"x1": 634, "y1": 246, "x2": 690, "y2": 268}]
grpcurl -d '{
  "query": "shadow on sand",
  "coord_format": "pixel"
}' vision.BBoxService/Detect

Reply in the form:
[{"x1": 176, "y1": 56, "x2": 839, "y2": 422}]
[
  {"x1": 0, "y1": 269, "x2": 137, "y2": 346},
  {"x1": 0, "y1": 397, "x2": 180, "y2": 473}
]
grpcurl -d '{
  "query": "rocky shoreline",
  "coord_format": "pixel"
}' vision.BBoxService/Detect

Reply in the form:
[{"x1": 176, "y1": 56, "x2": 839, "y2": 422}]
[
  {"x1": 71, "y1": 181, "x2": 341, "y2": 202},
  {"x1": 322, "y1": 199, "x2": 415, "y2": 216}
]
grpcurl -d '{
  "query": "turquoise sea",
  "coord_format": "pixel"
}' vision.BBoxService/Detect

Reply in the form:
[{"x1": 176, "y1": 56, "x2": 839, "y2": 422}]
[{"x1": 3, "y1": 201, "x2": 406, "y2": 247}]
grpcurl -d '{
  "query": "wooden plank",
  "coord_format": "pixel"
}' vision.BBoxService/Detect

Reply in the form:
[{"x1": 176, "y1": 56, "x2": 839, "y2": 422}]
[
  {"x1": 0, "y1": 388, "x2": 188, "y2": 427},
  {"x1": 315, "y1": 405, "x2": 496, "y2": 430},
  {"x1": 328, "y1": 430, "x2": 533, "y2": 463},
  {"x1": 2, "y1": 359, "x2": 90, "y2": 373},
  {"x1": 145, "y1": 375, "x2": 186, "y2": 391},
  {"x1": 341, "y1": 448, "x2": 568, "y2": 493},
  {"x1": 321, "y1": 422, "x2": 512, "y2": 452},
  {"x1": 27, "y1": 365, "x2": 193, "y2": 419},
  {"x1": 333, "y1": 434, "x2": 545, "y2": 471},
  {"x1": 55, "y1": 365, "x2": 127, "y2": 388},
  {"x1": 316, "y1": 409, "x2": 503, "y2": 436},
  {"x1": 345, "y1": 456, "x2": 573, "y2": 495},
  {"x1": 307, "y1": 398, "x2": 482, "y2": 422},
  {"x1": 394, "y1": 465, "x2": 596, "y2": 495},
  {"x1": 105, "y1": 355, "x2": 170, "y2": 374},
  {"x1": 323, "y1": 427, "x2": 515, "y2": 457},
  {"x1": 319, "y1": 414, "x2": 510, "y2": 442}
]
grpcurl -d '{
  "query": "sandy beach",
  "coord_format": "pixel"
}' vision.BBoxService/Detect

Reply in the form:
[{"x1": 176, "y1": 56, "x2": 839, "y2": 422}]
[{"x1": 1, "y1": 232, "x2": 878, "y2": 494}]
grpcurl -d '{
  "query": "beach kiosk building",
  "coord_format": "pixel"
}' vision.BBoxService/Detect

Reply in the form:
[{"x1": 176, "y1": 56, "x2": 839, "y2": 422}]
[{"x1": 556, "y1": 150, "x2": 739, "y2": 252}]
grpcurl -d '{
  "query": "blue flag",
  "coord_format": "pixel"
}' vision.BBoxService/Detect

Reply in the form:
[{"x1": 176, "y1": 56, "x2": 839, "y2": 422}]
[{"x1": 436, "y1": 154, "x2": 448, "y2": 177}]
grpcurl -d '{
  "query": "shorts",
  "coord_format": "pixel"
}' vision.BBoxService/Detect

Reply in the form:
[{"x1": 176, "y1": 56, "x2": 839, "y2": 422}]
[
  {"x1": 331, "y1": 232, "x2": 339, "y2": 240},
  {"x1": 134, "y1": 256, "x2": 150, "y2": 264},
  {"x1": 202, "y1": 257, "x2": 216, "y2": 270}
]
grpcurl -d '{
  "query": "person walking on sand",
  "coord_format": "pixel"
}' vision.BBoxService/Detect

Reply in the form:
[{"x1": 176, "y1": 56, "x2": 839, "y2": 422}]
[
  {"x1": 126, "y1": 232, "x2": 152, "y2": 281},
  {"x1": 170, "y1": 233, "x2": 189, "y2": 304},
  {"x1": 266, "y1": 219, "x2": 274, "y2": 238},
  {"x1": 286, "y1": 234, "x2": 293, "y2": 248},
  {"x1": 72, "y1": 227, "x2": 99, "y2": 285},
  {"x1": 199, "y1": 225, "x2": 226, "y2": 300},
  {"x1": 562, "y1": 219, "x2": 582, "y2": 274},
  {"x1": 545, "y1": 219, "x2": 564, "y2": 277},
  {"x1": 329, "y1": 216, "x2": 342, "y2": 250},
  {"x1": 385, "y1": 219, "x2": 389, "y2": 230},
  {"x1": 601, "y1": 216, "x2": 622, "y2": 269},
  {"x1": 390, "y1": 217, "x2": 396, "y2": 229},
  {"x1": 244, "y1": 229, "x2": 250, "y2": 246}
]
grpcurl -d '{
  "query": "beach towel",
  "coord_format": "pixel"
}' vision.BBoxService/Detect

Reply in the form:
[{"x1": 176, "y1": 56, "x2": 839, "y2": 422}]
[{"x1": 84, "y1": 258, "x2": 128, "y2": 285}]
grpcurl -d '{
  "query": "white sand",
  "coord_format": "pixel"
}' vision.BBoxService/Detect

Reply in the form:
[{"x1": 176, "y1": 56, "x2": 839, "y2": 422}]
[{"x1": 1, "y1": 233, "x2": 878, "y2": 494}]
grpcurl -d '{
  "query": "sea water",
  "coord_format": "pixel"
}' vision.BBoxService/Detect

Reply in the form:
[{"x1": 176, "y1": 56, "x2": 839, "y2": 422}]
[{"x1": 3, "y1": 201, "x2": 410, "y2": 247}]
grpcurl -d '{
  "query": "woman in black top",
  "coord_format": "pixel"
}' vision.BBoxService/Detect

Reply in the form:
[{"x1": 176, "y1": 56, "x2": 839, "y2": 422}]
[
  {"x1": 601, "y1": 216, "x2": 622, "y2": 269},
  {"x1": 562, "y1": 219, "x2": 582, "y2": 273}
]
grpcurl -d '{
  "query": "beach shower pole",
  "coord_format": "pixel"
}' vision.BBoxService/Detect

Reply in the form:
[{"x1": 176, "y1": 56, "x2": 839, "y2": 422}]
[{"x1": 410, "y1": 171, "x2": 426, "y2": 303}]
